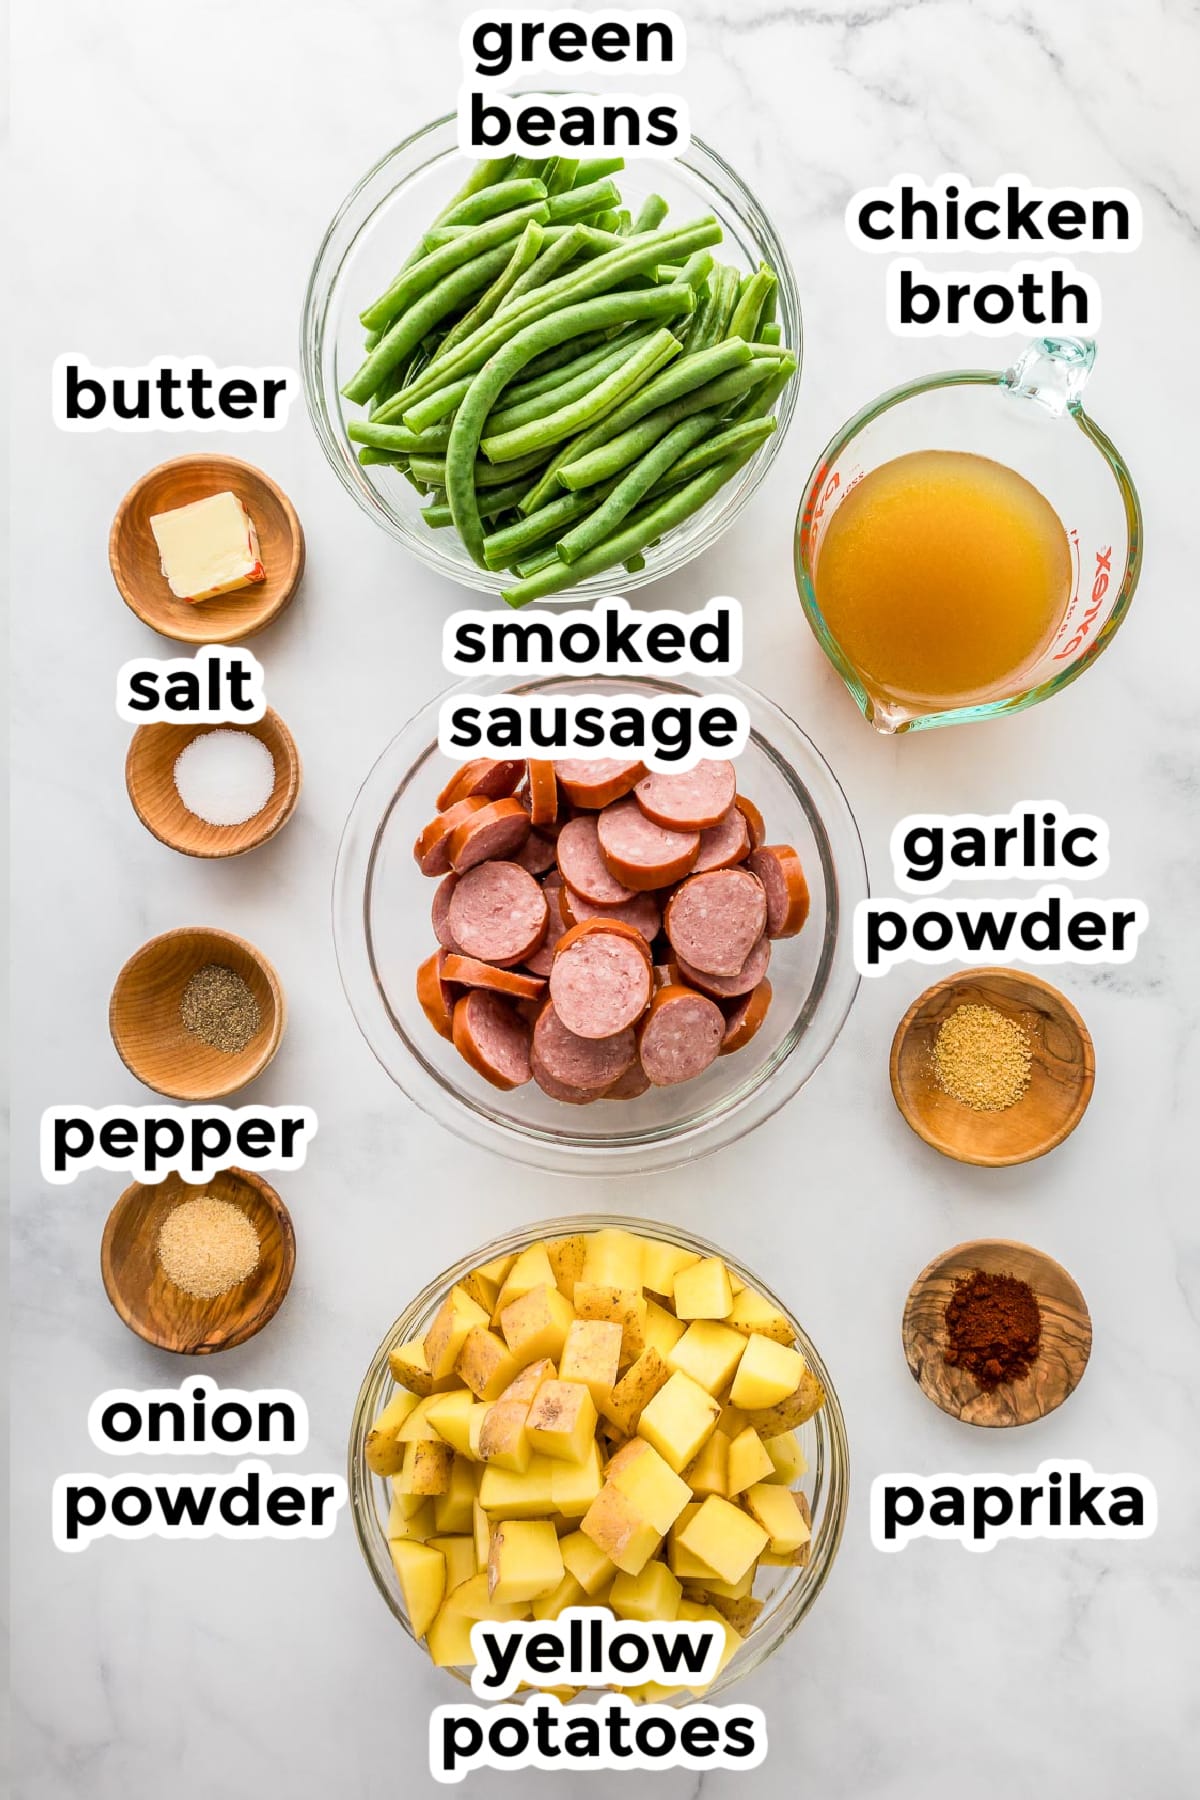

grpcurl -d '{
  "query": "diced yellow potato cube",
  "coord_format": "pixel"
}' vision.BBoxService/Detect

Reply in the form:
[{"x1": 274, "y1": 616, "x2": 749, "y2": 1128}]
[
  {"x1": 397, "y1": 1438, "x2": 454, "y2": 1497},
  {"x1": 460, "y1": 1252, "x2": 515, "y2": 1316},
  {"x1": 546, "y1": 1235, "x2": 589, "y2": 1301},
  {"x1": 604, "y1": 1437, "x2": 694, "y2": 1534},
  {"x1": 559, "y1": 1319, "x2": 622, "y2": 1408},
  {"x1": 427, "y1": 1601, "x2": 477, "y2": 1667},
  {"x1": 708, "y1": 1593, "x2": 763, "y2": 1635},
  {"x1": 396, "y1": 1396, "x2": 443, "y2": 1444},
  {"x1": 726, "y1": 1426, "x2": 775, "y2": 1496},
  {"x1": 763, "y1": 1431, "x2": 808, "y2": 1485},
  {"x1": 560, "y1": 1528, "x2": 617, "y2": 1596},
  {"x1": 365, "y1": 1388, "x2": 421, "y2": 1475},
  {"x1": 386, "y1": 1496, "x2": 435, "y2": 1541},
  {"x1": 667, "y1": 1321, "x2": 746, "y2": 1395},
  {"x1": 639, "y1": 1238, "x2": 701, "y2": 1300},
  {"x1": 684, "y1": 1430, "x2": 729, "y2": 1498},
  {"x1": 477, "y1": 1400, "x2": 532, "y2": 1473},
  {"x1": 456, "y1": 1326, "x2": 522, "y2": 1402},
  {"x1": 683, "y1": 1564, "x2": 754, "y2": 1601},
  {"x1": 424, "y1": 1285, "x2": 492, "y2": 1380},
  {"x1": 550, "y1": 1439, "x2": 604, "y2": 1519},
  {"x1": 428, "y1": 1533, "x2": 476, "y2": 1595},
  {"x1": 425, "y1": 1390, "x2": 477, "y2": 1456},
  {"x1": 488, "y1": 1519, "x2": 564, "y2": 1603},
  {"x1": 533, "y1": 1571, "x2": 589, "y2": 1620},
  {"x1": 609, "y1": 1557, "x2": 682, "y2": 1623},
  {"x1": 494, "y1": 1243, "x2": 556, "y2": 1317},
  {"x1": 472, "y1": 1497, "x2": 490, "y2": 1570},
  {"x1": 478, "y1": 1455, "x2": 557, "y2": 1517},
  {"x1": 729, "y1": 1334, "x2": 805, "y2": 1411},
  {"x1": 726, "y1": 1287, "x2": 795, "y2": 1345},
  {"x1": 499, "y1": 1358, "x2": 557, "y2": 1404},
  {"x1": 741, "y1": 1368, "x2": 826, "y2": 1434},
  {"x1": 637, "y1": 1371, "x2": 721, "y2": 1474},
  {"x1": 446, "y1": 1570, "x2": 528, "y2": 1622},
  {"x1": 388, "y1": 1336, "x2": 441, "y2": 1397},
  {"x1": 433, "y1": 1454, "x2": 477, "y2": 1534},
  {"x1": 600, "y1": 1347, "x2": 670, "y2": 1435},
  {"x1": 389, "y1": 1539, "x2": 445, "y2": 1640},
  {"x1": 580, "y1": 1228, "x2": 644, "y2": 1293},
  {"x1": 390, "y1": 1478, "x2": 431, "y2": 1519},
  {"x1": 526, "y1": 1379, "x2": 598, "y2": 1464},
  {"x1": 580, "y1": 1482, "x2": 662, "y2": 1576},
  {"x1": 499, "y1": 1284, "x2": 575, "y2": 1365},
  {"x1": 467, "y1": 1402, "x2": 491, "y2": 1461},
  {"x1": 673, "y1": 1257, "x2": 733, "y2": 1321},
  {"x1": 743, "y1": 1483, "x2": 812, "y2": 1556},
  {"x1": 643, "y1": 1298, "x2": 686, "y2": 1360},
  {"x1": 573, "y1": 1285, "x2": 647, "y2": 1363},
  {"x1": 678, "y1": 1496, "x2": 768, "y2": 1586},
  {"x1": 667, "y1": 1503, "x2": 718, "y2": 1580},
  {"x1": 716, "y1": 1403, "x2": 749, "y2": 1438}
]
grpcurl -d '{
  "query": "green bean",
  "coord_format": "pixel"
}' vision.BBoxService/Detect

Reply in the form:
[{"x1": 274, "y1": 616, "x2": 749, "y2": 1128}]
[
  {"x1": 356, "y1": 198, "x2": 550, "y2": 339},
  {"x1": 498, "y1": 330, "x2": 642, "y2": 409},
  {"x1": 728, "y1": 265, "x2": 776, "y2": 341},
  {"x1": 411, "y1": 447, "x2": 548, "y2": 488},
  {"x1": 574, "y1": 157, "x2": 625, "y2": 184},
  {"x1": 481, "y1": 327, "x2": 680, "y2": 464},
  {"x1": 632, "y1": 195, "x2": 669, "y2": 234},
  {"x1": 436, "y1": 220, "x2": 545, "y2": 357},
  {"x1": 343, "y1": 238, "x2": 525, "y2": 404},
  {"x1": 688, "y1": 264, "x2": 739, "y2": 352},
  {"x1": 424, "y1": 177, "x2": 548, "y2": 239},
  {"x1": 546, "y1": 157, "x2": 580, "y2": 194},
  {"x1": 421, "y1": 502, "x2": 455, "y2": 528},
  {"x1": 356, "y1": 446, "x2": 406, "y2": 467},
  {"x1": 544, "y1": 178, "x2": 621, "y2": 223},
  {"x1": 759, "y1": 281, "x2": 778, "y2": 330},
  {"x1": 391, "y1": 324, "x2": 610, "y2": 435},
  {"x1": 727, "y1": 353, "x2": 798, "y2": 422},
  {"x1": 393, "y1": 220, "x2": 721, "y2": 410},
  {"x1": 349, "y1": 417, "x2": 450, "y2": 454},
  {"x1": 501, "y1": 443, "x2": 763, "y2": 606},
  {"x1": 515, "y1": 544, "x2": 562, "y2": 578},
  {"x1": 447, "y1": 283, "x2": 696, "y2": 565},
  {"x1": 496, "y1": 226, "x2": 588, "y2": 313},
  {"x1": 680, "y1": 249, "x2": 714, "y2": 291},
  {"x1": 646, "y1": 416, "x2": 776, "y2": 492},
  {"x1": 555, "y1": 361, "x2": 770, "y2": 492},
  {"x1": 423, "y1": 480, "x2": 531, "y2": 529},
  {"x1": 593, "y1": 209, "x2": 621, "y2": 233},
  {"x1": 758, "y1": 321, "x2": 783, "y2": 346},
  {"x1": 518, "y1": 338, "x2": 752, "y2": 512},
  {"x1": 556, "y1": 412, "x2": 717, "y2": 563},
  {"x1": 507, "y1": 157, "x2": 551, "y2": 181},
  {"x1": 484, "y1": 329, "x2": 657, "y2": 438},
  {"x1": 616, "y1": 209, "x2": 633, "y2": 234},
  {"x1": 482, "y1": 480, "x2": 620, "y2": 569}
]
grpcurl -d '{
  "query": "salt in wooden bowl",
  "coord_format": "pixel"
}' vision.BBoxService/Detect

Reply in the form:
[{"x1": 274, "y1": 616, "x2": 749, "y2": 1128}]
[{"x1": 126, "y1": 709, "x2": 302, "y2": 858}]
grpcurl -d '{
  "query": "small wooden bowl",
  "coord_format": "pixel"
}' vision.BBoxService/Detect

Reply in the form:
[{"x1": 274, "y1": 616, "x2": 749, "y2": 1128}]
[
  {"x1": 902, "y1": 1237, "x2": 1092, "y2": 1427},
  {"x1": 110, "y1": 926, "x2": 285, "y2": 1100},
  {"x1": 109, "y1": 455, "x2": 304, "y2": 644},
  {"x1": 101, "y1": 1167, "x2": 296, "y2": 1354},
  {"x1": 890, "y1": 968, "x2": 1095, "y2": 1167},
  {"x1": 126, "y1": 709, "x2": 302, "y2": 858}
]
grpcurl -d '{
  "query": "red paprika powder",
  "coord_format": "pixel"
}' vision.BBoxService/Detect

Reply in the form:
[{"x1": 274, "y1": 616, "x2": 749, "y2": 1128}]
[{"x1": 943, "y1": 1269, "x2": 1041, "y2": 1390}]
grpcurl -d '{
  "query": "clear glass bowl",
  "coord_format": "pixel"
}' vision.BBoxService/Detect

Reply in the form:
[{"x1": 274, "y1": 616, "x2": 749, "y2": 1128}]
[
  {"x1": 332, "y1": 674, "x2": 867, "y2": 1174},
  {"x1": 302, "y1": 116, "x2": 801, "y2": 598},
  {"x1": 348, "y1": 1213, "x2": 849, "y2": 1697}
]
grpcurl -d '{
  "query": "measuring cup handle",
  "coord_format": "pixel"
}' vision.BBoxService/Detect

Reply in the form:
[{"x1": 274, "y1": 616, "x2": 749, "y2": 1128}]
[{"x1": 1002, "y1": 336, "x2": 1096, "y2": 417}]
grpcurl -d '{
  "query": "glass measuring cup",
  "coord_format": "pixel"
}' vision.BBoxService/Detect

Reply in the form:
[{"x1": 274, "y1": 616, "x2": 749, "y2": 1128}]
[{"x1": 794, "y1": 337, "x2": 1142, "y2": 733}]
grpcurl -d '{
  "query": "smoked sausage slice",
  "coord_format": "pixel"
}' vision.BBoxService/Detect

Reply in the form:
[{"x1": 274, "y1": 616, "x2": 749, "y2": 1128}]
[
  {"x1": 447, "y1": 862, "x2": 548, "y2": 966},
  {"x1": 747, "y1": 846, "x2": 810, "y2": 938},
  {"x1": 555, "y1": 758, "x2": 645, "y2": 810},
  {"x1": 664, "y1": 868, "x2": 768, "y2": 977},
  {"x1": 532, "y1": 1002, "x2": 636, "y2": 1091},
  {"x1": 447, "y1": 797, "x2": 530, "y2": 873},
  {"x1": 525, "y1": 760, "x2": 559, "y2": 828},
  {"x1": 416, "y1": 949, "x2": 457, "y2": 1040},
  {"x1": 596, "y1": 797, "x2": 699, "y2": 892},
  {"x1": 453, "y1": 990, "x2": 533, "y2": 1090},
  {"x1": 414, "y1": 797, "x2": 489, "y2": 877},
  {"x1": 441, "y1": 956, "x2": 547, "y2": 1002},
  {"x1": 550, "y1": 924, "x2": 652, "y2": 1039},
  {"x1": 734, "y1": 794, "x2": 766, "y2": 850},
  {"x1": 431, "y1": 873, "x2": 459, "y2": 949},
  {"x1": 676, "y1": 936, "x2": 771, "y2": 999},
  {"x1": 637, "y1": 985, "x2": 724, "y2": 1086},
  {"x1": 557, "y1": 814, "x2": 636, "y2": 904},
  {"x1": 720, "y1": 978, "x2": 773, "y2": 1054},
  {"x1": 692, "y1": 805, "x2": 751, "y2": 873},
  {"x1": 560, "y1": 885, "x2": 661, "y2": 942},
  {"x1": 523, "y1": 885, "x2": 569, "y2": 978},
  {"x1": 436, "y1": 758, "x2": 524, "y2": 811},
  {"x1": 634, "y1": 761, "x2": 737, "y2": 832}
]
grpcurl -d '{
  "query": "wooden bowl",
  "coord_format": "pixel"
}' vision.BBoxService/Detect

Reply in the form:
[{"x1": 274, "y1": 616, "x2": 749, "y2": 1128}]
[
  {"x1": 109, "y1": 926, "x2": 285, "y2": 1100},
  {"x1": 889, "y1": 968, "x2": 1095, "y2": 1167},
  {"x1": 126, "y1": 709, "x2": 302, "y2": 858},
  {"x1": 101, "y1": 1167, "x2": 296, "y2": 1354},
  {"x1": 109, "y1": 454, "x2": 304, "y2": 644},
  {"x1": 902, "y1": 1237, "x2": 1092, "y2": 1427}
]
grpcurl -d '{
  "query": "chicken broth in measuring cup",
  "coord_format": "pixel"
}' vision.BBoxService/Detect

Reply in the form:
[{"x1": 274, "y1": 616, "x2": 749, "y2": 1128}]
[{"x1": 812, "y1": 449, "x2": 1072, "y2": 713}]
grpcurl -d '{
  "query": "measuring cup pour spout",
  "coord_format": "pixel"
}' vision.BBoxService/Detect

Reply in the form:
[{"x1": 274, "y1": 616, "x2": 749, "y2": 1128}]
[{"x1": 1001, "y1": 336, "x2": 1096, "y2": 417}]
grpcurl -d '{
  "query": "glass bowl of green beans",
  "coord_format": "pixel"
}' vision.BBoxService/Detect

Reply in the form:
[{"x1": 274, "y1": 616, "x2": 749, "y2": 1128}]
[{"x1": 302, "y1": 118, "x2": 801, "y2": 604}]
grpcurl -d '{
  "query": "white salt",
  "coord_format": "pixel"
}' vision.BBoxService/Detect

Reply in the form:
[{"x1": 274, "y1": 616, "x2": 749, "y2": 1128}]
[{"x1": 174, "y1": 729, "x2": 276, "y2": 826}]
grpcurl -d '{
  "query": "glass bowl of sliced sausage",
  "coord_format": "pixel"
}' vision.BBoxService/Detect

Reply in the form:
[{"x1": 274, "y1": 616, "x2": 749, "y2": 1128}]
[{"x1": 333, "y1": 674, "x2": 866, "y2": 1174}]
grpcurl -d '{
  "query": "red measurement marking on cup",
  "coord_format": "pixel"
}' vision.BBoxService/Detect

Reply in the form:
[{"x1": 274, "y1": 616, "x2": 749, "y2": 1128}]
[{"x1": 1055, "y1": 541, "x2": 1112, "y2": 660}]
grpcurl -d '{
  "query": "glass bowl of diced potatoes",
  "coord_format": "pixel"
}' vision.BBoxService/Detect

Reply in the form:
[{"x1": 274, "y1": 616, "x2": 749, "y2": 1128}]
[{"x1": 349, "y1": 1216, "x2": 848, "y2": 1696}]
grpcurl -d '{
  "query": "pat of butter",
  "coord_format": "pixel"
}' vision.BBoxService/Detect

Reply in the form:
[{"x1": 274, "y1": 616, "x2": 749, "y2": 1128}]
[{"x1": 149, "y1": 491, "x2": 266, "y2": 604}]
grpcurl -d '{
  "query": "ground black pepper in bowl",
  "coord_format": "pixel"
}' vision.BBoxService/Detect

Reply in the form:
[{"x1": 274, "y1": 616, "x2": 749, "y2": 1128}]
[{"x1": 180, "y1": 963, "x2": 261, "y2": 1053}]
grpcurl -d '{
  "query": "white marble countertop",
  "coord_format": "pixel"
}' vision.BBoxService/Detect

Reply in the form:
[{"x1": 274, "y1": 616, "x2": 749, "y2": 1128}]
[{"x1": 9, "y1": 2, "x2": 1200, "y2": 1795}]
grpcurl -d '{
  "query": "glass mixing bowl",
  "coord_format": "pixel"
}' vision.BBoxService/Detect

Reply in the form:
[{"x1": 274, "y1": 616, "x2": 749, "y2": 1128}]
[
  {"x1": 302, "y1": 115, "x2": 801, "y2": 597},
  {"x1": 349, "y1": 1213, "x2": 849, "y2": 1696},
  {"x1": 332, "y1": 673, "x2": 866, "y2": 1175}
]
